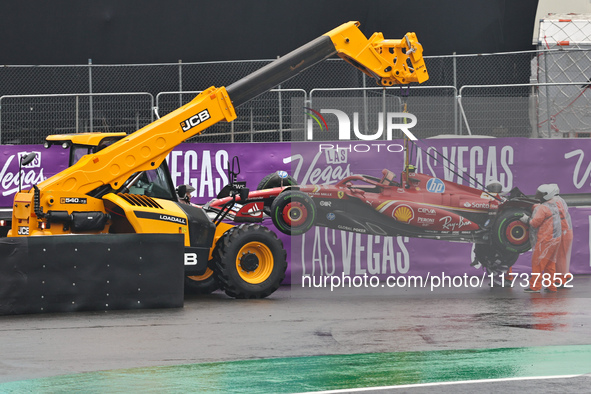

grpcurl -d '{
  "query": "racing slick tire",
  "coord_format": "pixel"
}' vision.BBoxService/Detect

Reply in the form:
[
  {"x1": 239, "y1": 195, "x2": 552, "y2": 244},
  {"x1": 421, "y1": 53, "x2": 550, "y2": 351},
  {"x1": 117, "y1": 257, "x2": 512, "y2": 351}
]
[
  {"x1": 213, "y1": 223, "x2": 287, "y2": 299},
  {"x1": 184, "y1": 267, "x2": 220, "y2": 295},
  {"x1": 270, "y1": 190, "x2": 316, "y2": 236},
  {"x1": 257, "y1": 171, "x2": 297, "y2": 190},
  {"x1": 258, "y1": 171, "x2": 297, "y2": 216},
  {"x1": 491, "y1": 208, "x2": 531, "y2": 253}
]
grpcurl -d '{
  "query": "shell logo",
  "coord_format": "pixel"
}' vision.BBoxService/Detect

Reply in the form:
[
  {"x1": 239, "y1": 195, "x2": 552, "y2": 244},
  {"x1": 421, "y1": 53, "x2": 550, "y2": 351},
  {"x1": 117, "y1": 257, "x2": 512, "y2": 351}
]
[{"x1": 393, "y1": 204, "x2": 414, "y2": 223}]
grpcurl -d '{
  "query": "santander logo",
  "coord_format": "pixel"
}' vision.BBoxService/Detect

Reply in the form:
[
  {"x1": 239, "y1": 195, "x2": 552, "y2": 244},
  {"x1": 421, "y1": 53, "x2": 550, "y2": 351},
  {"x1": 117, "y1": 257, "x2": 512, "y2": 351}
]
[{"x1": 247, "y1": 203, "x2": 263, "y2": 217}]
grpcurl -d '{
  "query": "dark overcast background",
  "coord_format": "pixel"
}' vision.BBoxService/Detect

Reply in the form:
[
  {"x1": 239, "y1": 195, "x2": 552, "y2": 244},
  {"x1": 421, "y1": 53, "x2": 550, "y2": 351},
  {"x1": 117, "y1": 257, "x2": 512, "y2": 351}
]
[{"x1": 0, "y1": 0, "x2": 538, "y2": 65}]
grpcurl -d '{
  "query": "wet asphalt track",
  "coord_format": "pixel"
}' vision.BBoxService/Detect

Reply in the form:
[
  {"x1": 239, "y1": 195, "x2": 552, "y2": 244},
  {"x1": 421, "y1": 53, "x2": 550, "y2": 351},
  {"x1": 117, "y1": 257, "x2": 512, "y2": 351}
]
[{"x1": 1, "y1": 276, "x2": 591, "y2": 392}]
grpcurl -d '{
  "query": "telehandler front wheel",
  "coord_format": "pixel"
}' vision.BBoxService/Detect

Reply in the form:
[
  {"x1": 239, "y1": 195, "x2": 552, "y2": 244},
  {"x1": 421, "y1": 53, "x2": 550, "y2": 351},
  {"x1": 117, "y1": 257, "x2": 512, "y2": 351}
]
[
  {"x1": 184, "y1": 267, "x2": 220, "y2": 295},
  {"x1": 213, "y1": 224, "x2": 287, "y2": 299}
]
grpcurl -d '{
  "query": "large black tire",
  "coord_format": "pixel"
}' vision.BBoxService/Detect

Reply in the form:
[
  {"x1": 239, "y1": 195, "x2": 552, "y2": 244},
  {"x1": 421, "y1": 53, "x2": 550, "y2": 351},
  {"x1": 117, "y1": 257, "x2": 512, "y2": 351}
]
[
  {"x1": 213, "y1": 224, "x2": 287, "y2": 299},
  {"x1": 184, "y1": 267, "x2": 220, "y2": 295},
  {"x1": 270, "y1": 190, "x2": 316, "y2": 236},
  {"x1": 473, "y1": 243, "x2": 519, "y2": 285},
  {"x1": 491, "y1": 208, "x2": 531, "y2": 253},
  {"x1": 257, "y1": 171, "x2": 297, "y2": 190},
  {"x1": 258, "y1": 172, "x2": 298, "y2": 216},
  {"x1": 473, "y1": 244, "x2": 519, "y2": 271}
]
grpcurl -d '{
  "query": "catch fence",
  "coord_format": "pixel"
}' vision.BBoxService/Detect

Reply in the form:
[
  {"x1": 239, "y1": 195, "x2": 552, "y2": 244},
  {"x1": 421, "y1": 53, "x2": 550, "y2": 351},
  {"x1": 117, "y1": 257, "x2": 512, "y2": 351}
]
[{"x1": 1, "y1": 49, "x2": 590, "y2": 143}]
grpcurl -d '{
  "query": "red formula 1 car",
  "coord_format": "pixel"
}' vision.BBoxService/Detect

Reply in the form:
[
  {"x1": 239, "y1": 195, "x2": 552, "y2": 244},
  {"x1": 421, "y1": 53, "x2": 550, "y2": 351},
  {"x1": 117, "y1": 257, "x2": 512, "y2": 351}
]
[{"x1": 205, "y1": 166, "x2": 537, "y2": 275}]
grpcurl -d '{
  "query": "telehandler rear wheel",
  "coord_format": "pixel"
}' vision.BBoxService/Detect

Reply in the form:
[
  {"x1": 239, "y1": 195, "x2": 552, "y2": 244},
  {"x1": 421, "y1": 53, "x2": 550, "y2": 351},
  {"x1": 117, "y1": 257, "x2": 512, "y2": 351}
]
[
  {"x1": 213, "y1": 223, "x2": 287, "y2": 299},
  {"x1": 184, "y1": 267, "x2": 220, "y2": 295}
]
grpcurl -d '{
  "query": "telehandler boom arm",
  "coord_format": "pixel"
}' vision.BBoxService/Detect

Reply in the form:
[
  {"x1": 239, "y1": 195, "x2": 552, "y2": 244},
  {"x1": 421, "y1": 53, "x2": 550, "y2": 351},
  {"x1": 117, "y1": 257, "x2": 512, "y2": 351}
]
[
  {"x1": 12, "y1": 21, "x2": 428, "y2": 233},
  {"x1": 35, "y1": 22, "x2": 427, "y2": 197}
]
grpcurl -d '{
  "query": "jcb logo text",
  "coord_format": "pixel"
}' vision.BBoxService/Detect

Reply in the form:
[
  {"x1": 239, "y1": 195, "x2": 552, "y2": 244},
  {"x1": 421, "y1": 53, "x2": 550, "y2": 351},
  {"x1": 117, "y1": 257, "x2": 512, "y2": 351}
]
[{"x1": 181, "y1": 109, "x2": 211, "y2": 132}]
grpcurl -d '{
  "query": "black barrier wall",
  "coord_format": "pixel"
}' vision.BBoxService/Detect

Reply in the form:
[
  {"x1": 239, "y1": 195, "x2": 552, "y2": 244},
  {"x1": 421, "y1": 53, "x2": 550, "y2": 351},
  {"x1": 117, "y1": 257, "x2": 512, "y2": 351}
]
[
  {"x1": 0, "y1": 234, "x2": 184, "y2": 315},
  {"x1": 0, "y1": 1, "x2": 538, "y2": 65}
]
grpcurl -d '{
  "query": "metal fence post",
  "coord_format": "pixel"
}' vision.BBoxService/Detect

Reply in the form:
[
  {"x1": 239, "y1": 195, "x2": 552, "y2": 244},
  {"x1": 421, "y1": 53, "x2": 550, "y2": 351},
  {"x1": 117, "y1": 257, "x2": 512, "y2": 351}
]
[
  {"x1": 276, "y1": 56, "x2": 283, "y2": 142},
  {"x1": 150, "y1": 93, "x2": 154, "y2": 123},
  {"x1": 250, "y1": 106, "x2": 254, "y2": 143},
  {"x1": 278, "y1": 86, "x2": 283, "y2": 142},
  {"x1": 305, "y1": 93, "x2": 312, "y2": 141},
  {"x1": 543, "y1": 52, "x2": 552, "y2": 137},
  {"x1": 363, "y1": 74, "x2": 369, "y2": 133},
  {"x1": 231, "y1": 120, "x2": 235, "y2": 143},
  {"x1": 531, "y1": 72, "x2": 539, "y2": 138},
  {"x1": 178, "y1": 59, "x2": 183, "y2": 108},
  {"x1": 75, "y1": 95, "x2": 79, "y2": 132},
  {"x1": 457, "y1": 87, "x2": 472, "y2": 135},
  {"x1": 453, "y1": 52, "x2": 459, "y2": 135},
  {"x1": 382, "y1": 87, "x2": 386, "y2": 140},
  {"x1": 0, "y1": 97, "x2": 3, "y2": 144},
  {"x1": 88, "y1": 59, "x2": 93, "y2": 132}
]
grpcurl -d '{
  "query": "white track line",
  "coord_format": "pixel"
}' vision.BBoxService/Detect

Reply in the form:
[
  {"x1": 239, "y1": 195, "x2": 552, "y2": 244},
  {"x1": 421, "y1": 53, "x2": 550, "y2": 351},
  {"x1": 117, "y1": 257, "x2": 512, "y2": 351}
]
[{"x1": 295, "y1": 374, "x2": 583, "y2": 394}]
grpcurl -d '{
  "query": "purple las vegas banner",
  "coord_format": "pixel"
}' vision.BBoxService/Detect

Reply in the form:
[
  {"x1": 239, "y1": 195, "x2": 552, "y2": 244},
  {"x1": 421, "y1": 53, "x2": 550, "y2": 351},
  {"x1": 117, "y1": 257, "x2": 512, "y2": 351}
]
[
  {"x1": 278, "y1": 138, "x2": 591, "y2": 283},
  {"x1": 2, "y1": 138, "x2": 591, "y2": 283}
]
